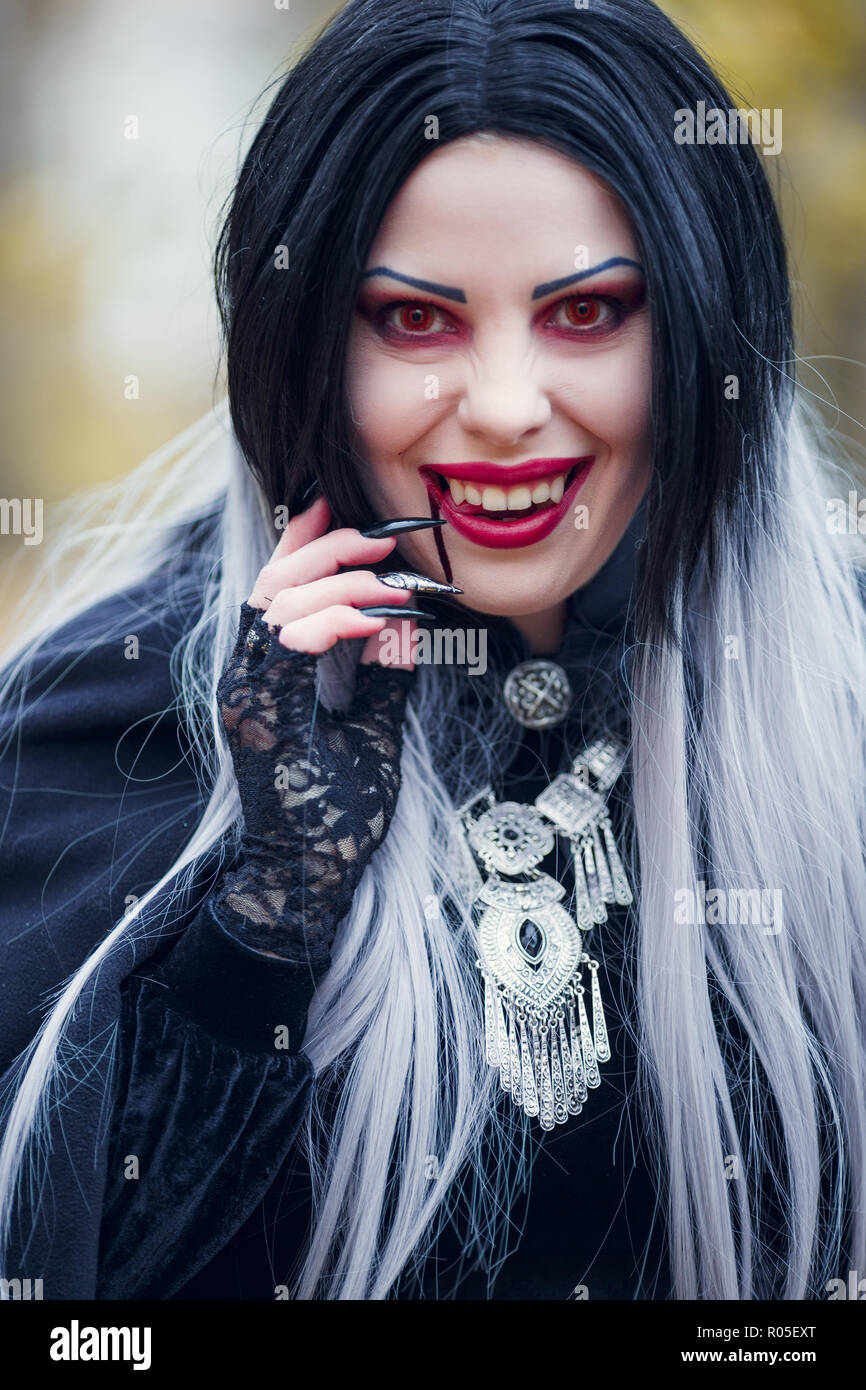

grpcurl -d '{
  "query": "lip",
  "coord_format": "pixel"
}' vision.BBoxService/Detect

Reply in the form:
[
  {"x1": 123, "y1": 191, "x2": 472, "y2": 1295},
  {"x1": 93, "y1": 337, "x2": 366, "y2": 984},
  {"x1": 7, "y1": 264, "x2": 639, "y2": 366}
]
[
  {"x1": 420, "y1": 457, "x2": 595, "y2": 550},
  {"x1": 427, "y1": 457, "x2": 587, "y2": 485}
]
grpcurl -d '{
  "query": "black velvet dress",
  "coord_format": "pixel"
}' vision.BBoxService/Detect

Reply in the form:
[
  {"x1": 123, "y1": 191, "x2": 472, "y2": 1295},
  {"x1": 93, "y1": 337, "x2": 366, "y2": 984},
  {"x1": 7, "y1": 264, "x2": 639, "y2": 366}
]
[{"x1": 0, "y1": 501, "x2": 671, "y2": 1300}]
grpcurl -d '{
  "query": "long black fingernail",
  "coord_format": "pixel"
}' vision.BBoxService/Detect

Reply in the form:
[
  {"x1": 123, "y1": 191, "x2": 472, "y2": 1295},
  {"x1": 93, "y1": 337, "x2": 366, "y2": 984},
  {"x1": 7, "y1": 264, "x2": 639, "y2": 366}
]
[
  {"x1": 298, "y1": 479, "x2": 320, "y2": 505},
  {"x1": 360, "y1": 517, "x2": 447, "y2": 539},
  {"x1": 358, "y1": 606, "x2": 435, "y2": 620}
]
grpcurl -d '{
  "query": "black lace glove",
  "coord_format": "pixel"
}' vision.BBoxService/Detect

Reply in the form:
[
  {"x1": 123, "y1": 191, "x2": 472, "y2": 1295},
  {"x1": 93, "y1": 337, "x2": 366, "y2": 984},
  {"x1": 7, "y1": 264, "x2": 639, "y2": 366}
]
[{"x1": 212, "y1": 602, "x2": 414, "y2": 967}]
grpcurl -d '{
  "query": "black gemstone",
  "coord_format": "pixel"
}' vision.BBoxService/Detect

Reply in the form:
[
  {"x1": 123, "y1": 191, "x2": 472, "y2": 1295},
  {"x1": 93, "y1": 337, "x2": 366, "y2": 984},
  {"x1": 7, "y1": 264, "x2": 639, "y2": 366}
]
[{"x1": 519, "y1": 919, "x2": 544, "y2": 959}]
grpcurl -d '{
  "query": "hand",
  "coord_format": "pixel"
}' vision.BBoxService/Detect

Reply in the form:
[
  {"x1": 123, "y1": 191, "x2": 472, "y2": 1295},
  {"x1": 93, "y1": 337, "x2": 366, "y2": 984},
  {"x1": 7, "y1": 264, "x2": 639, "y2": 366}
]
[
  {"x1": 248, "y1": 495, "x2": 421, "y2": 662},
  {"x1": 213, "y1": 499, "x2": 418, "y2": 963}
]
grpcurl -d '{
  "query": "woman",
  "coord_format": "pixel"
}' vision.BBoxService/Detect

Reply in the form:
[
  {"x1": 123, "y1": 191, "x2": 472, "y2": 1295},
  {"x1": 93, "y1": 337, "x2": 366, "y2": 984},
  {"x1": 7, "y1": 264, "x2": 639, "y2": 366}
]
[{"x1": 1, "y1": 0, "x2": 865, "y2": 1302}]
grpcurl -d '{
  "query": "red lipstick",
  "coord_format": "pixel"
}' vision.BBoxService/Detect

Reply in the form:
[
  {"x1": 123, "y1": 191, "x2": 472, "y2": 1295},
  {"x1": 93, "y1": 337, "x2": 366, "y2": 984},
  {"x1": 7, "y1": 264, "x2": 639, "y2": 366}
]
[
  {"x1": 420, "y1": 457, "x2": 595, "y2": 550},
  {"x1": 427, "y1": 458, "x2": 584, "y2": 485}
]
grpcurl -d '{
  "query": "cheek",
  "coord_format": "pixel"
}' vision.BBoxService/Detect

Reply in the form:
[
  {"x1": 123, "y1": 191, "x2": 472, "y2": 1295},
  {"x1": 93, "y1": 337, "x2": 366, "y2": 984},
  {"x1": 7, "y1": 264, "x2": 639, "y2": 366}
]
[
  {"x1": 346, "y1": 339, "x2": 431, "y2": 457},
  {"x1": 345, "y1": 339, "x2": 434, "y2": 511},
  {"x1": 556, "y1": 337, "x2": 652, "y2": 451}
]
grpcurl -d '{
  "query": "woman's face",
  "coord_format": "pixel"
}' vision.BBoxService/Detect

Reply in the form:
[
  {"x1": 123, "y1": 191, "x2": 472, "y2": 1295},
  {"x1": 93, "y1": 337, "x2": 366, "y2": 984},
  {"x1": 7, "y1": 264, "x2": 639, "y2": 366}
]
[{"x1": 345, "y1": 135, "x2": 652, "y2": 622}]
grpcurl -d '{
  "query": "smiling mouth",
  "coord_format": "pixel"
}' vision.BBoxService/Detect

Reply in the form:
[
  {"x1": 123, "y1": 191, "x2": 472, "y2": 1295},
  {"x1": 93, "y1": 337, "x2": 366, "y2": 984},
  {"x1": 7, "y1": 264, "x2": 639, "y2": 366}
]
[
  {"x1": 419, "y1": 458, "x2": 596, "y2": 552},
  {"x1": 427, "y1": 465, "x2": 578, "y2": 520}
]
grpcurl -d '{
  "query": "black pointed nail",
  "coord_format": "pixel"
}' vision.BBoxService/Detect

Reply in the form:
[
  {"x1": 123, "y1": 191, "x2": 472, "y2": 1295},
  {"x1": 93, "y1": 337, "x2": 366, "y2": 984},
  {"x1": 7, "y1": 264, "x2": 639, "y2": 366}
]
[
  {"x1": 298, "y1": 479, "x2": 320, "y2": 504},
  {"x1": 358, "y1": 606, "x2": 435, "y2": 621},
  {"x1": 360, "y1": 517, "x2": 447, "y2": 539},
  {"x1": 378, "y1": 571, "x2": 463, "y2": 595}
]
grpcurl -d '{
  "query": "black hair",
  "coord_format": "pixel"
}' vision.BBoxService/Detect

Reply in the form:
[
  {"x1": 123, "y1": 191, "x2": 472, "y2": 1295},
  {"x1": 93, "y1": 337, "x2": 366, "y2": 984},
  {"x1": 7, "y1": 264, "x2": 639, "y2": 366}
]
[{"x1": 214, "y1": 0, "x2": 794, "y2": 646}]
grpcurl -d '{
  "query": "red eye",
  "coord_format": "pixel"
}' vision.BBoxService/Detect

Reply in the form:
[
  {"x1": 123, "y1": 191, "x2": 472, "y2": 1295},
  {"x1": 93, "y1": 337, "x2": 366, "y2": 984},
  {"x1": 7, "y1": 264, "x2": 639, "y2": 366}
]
[
  {"x1": 544, "y1": 294, "x2": 624, "y2": 337},
  {"x1": 398, "y1": 303, "x2": 436, "y2": 332},
  {"x1": 565, "y1": 297, "x2": 602, "y2": 327},
  {"x1": 369, "y1": 299, "x2": 456, "y2": 339}
]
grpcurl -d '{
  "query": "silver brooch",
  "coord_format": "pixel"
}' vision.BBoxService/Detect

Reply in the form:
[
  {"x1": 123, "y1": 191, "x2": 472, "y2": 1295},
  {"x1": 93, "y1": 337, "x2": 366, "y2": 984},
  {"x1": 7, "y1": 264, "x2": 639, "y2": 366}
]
[{"x1": 502, "y1": 659, "x2": 573, "y2": 729}]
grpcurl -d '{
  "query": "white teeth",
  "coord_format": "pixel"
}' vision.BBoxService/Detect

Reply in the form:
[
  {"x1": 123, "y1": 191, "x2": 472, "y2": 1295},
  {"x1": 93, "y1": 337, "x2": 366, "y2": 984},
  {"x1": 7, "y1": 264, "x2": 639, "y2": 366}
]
[
  {"x1": 549, "y1": 474, "x2": 565, "y2": 503},
  {"x1": 481, "y1": 485, "x2": 507, "y2": 510},
  {"x1": 444, "y1": 470, "x2": 570, "y2": 510}
]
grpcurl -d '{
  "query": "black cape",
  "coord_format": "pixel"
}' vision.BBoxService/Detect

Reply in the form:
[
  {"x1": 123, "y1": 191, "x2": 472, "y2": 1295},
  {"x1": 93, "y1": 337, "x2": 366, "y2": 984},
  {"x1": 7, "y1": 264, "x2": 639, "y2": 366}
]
[{"x1": 0, "y1": 502, "x2": 670, "y2": 1299}]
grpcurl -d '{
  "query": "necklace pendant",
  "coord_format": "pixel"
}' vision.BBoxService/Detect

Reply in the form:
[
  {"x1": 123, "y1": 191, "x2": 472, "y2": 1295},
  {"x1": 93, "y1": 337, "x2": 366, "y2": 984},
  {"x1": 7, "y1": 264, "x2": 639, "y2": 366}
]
[
  {"x1": 475, "y1": 876, "x2": 579, "y2": 1014},
  {"x1": 535, "y1": 770, "x2": 633, "y2": 921},
  {"x1": 503, "y1": 659, "x2": 573, "y2": 729},
  {"x1": 467, "y1": 800, "x2": 553, "y2": 875},
  {"x1": 574, "y1": 737, "x2": 629, "y2": 792},
  {"x1": 472, "y1": 877, "x2": 610, "y2": 1127},
  {"x1": 535, "y1": 772, "x2": 606, "y2": 838},
  {"x1": 458, "y1": 738, "x2": 630, "y2": 1128}
]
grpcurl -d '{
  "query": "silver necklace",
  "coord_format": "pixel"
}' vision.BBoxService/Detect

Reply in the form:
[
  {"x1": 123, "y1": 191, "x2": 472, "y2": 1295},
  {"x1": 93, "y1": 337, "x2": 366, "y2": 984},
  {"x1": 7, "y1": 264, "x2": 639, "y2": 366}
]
[{"x1": 455, "y1": 735, "x2": 632, "y2": 1130}]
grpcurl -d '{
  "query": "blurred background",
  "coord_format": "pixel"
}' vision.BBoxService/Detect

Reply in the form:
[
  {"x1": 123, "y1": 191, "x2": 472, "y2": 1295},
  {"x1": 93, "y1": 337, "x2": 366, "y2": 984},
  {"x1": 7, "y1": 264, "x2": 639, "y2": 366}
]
[{"x1": 1, "y1": 0, "x2": 864, "y2": 611}]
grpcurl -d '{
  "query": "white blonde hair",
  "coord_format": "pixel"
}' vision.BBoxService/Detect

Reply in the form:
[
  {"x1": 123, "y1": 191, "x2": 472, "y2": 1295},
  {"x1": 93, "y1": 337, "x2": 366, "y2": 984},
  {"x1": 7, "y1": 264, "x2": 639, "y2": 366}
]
[{"x1": 1, "y1": 392, "x2": 866, "y2": 1299}]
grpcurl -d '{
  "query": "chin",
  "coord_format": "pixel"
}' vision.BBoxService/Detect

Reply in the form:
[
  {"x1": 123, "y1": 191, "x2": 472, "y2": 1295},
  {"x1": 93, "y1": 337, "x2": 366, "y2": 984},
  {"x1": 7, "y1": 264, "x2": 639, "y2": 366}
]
[
  {"x1": 446, "y1": 538, "x2": 609, "y2": 612},
  {"x1": 451, "y1": 577, "x2": 573, "y2": 619}
]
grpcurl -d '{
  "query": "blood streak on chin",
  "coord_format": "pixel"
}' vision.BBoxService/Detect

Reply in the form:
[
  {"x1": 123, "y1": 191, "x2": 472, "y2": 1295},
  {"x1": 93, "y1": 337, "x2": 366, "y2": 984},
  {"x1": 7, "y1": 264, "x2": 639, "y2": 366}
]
[{"x1": 427, "y1": 493, "x2": 454, "y2": 585}]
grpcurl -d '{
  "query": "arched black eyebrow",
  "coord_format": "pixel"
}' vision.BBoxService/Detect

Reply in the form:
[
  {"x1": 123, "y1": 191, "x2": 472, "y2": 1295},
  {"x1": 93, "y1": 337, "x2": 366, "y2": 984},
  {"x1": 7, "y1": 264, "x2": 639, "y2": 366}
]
[
  {"x1": 360, "y1": 256, "x2": 643, "y2": 303},
  {"x1": 360, "y1": 267, "x2": 467, "y2": 302},
  {"x1": 531, "y1": 257, "x2": 643, "y2": 299}
]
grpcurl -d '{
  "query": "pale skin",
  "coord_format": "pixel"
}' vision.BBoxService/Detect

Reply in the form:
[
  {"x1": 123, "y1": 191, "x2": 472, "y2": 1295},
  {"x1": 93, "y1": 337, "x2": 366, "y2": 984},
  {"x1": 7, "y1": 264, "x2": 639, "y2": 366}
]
[{"x1": 248, "y1": 134, "x2": 652, "y2": 665}]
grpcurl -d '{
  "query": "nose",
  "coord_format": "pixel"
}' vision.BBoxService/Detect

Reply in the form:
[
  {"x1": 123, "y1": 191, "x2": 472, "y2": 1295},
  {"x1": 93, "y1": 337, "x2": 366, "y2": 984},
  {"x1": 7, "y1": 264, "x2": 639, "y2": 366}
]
[{"x1": 455, "y1": 343, "x2": 552, "y2": 447}]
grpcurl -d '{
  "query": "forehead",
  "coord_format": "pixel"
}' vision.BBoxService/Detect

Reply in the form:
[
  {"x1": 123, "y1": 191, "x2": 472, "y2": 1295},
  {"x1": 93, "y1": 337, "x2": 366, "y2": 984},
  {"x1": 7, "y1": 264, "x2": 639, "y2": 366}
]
[{"x1": 366, "y1": 135, "x2": 639, "y2": 278}]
